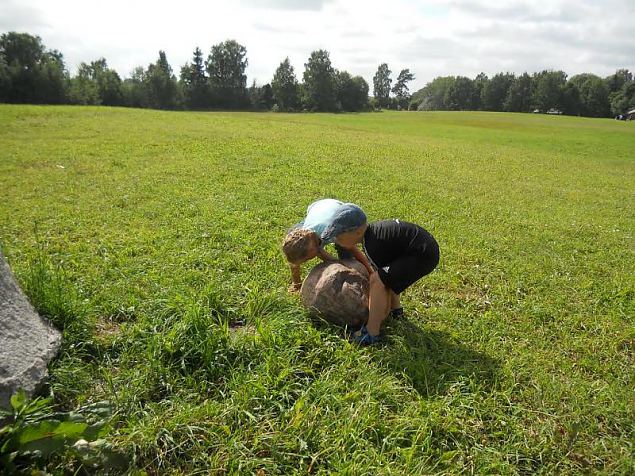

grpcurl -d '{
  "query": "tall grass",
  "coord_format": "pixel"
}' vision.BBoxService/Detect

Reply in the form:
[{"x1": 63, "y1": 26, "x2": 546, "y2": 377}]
[{"x1": 0, "y1": 105, "x2": 633, "y2": 474}]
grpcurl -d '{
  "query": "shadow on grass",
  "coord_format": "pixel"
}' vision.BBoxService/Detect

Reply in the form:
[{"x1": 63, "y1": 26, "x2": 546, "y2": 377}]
[
  {"x1": 380, "y1": 318, "x2": 501, "y2": 398},
  {"x1": 308, "y1": 312, "x2": 501, "y2": 398}
]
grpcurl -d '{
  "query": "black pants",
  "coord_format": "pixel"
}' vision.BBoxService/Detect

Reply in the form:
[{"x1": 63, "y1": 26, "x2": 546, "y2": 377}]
[{"x1": 375, "y1": 239, "x2": 439, "y2": 294}]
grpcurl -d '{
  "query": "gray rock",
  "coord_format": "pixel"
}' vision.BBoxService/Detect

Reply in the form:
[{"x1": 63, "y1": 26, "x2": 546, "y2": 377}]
[
  {"x1": 0, "y1": 250, "x2": 62, "y2": 409},
  {"x1": 301, "y1": 259, "x2": 369, "y2": 328}
]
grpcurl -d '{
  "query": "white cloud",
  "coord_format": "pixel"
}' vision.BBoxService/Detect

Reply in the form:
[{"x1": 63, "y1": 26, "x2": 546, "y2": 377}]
[
  {"x1": 239, "y1": 0, "x2": 335, "y2": 10},
  {"x1": 1, "y1": 0, "x2": 633, "y2": 92},
  {"x1": 0, "y1": 0, "x2": 48, "y2": 30}
]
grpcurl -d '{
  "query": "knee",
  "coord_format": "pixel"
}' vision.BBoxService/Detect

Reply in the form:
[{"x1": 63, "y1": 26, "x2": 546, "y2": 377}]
[{"x1": 369, "y1": 271, "x2": 384, "y2": 289}]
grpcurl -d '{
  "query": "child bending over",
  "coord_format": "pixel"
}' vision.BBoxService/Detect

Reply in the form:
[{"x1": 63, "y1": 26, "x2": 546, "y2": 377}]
[
  {"x1": 282, "y1": 199, "x2": 367, "y2": 291},
  {"x1": 324, "y1": 213, "x2": 440, "y2": 345}
]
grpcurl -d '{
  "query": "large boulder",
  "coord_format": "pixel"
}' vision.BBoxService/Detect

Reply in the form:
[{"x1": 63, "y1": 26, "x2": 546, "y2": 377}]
[
  {"x1": 300, "y1": 259, "x2": 369, "y2": 328},
  {"x1": 0, "y1": 250, "x2": 62, "y2": 409}
]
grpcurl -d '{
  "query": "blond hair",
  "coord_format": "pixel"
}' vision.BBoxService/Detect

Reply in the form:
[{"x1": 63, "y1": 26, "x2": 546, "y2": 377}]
[{"x1": 282, "y1": 228, "x2": 316, "y2": 263}]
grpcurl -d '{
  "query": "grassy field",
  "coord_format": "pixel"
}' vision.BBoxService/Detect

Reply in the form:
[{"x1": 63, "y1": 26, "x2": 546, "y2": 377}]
[{"x1": 0, "y1": 105, "x2": 633, "y2": 474}]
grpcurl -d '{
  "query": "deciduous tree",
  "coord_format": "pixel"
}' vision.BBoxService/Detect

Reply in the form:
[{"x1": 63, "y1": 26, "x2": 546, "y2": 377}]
[
  {"x1": 569, "y1": 73, "x2": 610, "y2": 117},
  {"x1": 248, "y1": 81, "x2": 274, "y2": 110},
  {"x1": 472, "y1": 72, "x2": 488, "y2": 110},
  {"x1": 0, "y1": 55, "x2": 9, "y2": 101},
  {"x1": 68, "y1": 63, "x2": 100, "y2": 105},
  {"x1": 206, "y1": 40, "x2": 249, "y2": 108},
  {"x1": 335, "y1": 71, "x2": 369, "y2": 111},
  {"x1": 605, "y1": 69, "x2": 632, "y2": 94},
  {"x1": 481, "y1": 73, "x2": 514, "y2": 111},
  {"x1": 373, "y1": 63, "x2": 392, "y2": 108},
  {"x1": 444, "y1": 76, "x2": 477, "y2": 110},
  {"x1": 609, "y1": 81, "x2": 635, "y2": 116},
  {"x1": 412, "y1": 76, "x2": 455, "y2": 110},
  {"x1": 532, "y1": 70, "x2": 567, "y2": 112},
  {"x1": 0, "y1": 32, "x2": 67, "y2": 103},
  {"x1": 504, "y1": 73, "x2": 532, "y2": 112},
  {"x1": 271, "y1": 57, "x2": 300, "y2": 111},
  {"x1": 122, "y1": 67, "x2": 150, "y2": 108},
  {"x1": 560, "y1": 82, "x2": 581, "y2": 116},
  {"x1": 302, "y1": 49, "x2": 337, "y2": 112}
]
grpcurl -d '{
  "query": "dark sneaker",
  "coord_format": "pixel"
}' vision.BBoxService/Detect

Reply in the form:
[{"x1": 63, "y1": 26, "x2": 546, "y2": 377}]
[
  {"x1": 389, "y1": 307, "x2": 404, "y2": 319},
  {"x1": 350, "y1": 325, "x2": 382, "y2": 346}
]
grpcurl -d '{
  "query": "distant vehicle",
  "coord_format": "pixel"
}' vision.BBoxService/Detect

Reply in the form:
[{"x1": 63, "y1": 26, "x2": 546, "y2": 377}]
[
  {"x1": 627, "y1": 109, "x2": 635, "y2": 120},
  {"x1": 546, "y1": 108, "x2": 562, "y2": 115}
]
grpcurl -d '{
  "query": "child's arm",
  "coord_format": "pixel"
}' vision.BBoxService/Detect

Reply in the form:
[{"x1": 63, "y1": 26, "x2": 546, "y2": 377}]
[
  {"x1": 317, "y1": 247, "x2": 335, "y2": 262},
  {"x1": 289, "y1": 264, "x2": 302, "y2": 292},
  {"x1": 349, "y1": 245, "x2": 374, "y2": 275}
]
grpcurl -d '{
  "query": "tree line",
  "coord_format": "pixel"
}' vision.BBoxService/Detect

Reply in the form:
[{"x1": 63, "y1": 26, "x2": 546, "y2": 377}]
[
  {"x1": 0, "y1": 32, "x2": 385, "y2": 112},
  {"x1": 1, "y1": 32, "x2": 633, "y2": 117},
  {"x1": 411, "y1": 70, "x2": 634, "y2": 117}
]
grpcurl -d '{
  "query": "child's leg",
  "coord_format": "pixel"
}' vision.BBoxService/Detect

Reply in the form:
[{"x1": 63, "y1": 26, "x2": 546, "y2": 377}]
[{"x1": 366, "y1": 272, "x2": 391, "y2": 336}]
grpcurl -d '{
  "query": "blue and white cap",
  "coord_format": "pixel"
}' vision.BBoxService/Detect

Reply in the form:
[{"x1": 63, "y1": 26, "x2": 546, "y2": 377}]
[{"x1": 320, "y1": 203, "x2": 367, "y2": 244}]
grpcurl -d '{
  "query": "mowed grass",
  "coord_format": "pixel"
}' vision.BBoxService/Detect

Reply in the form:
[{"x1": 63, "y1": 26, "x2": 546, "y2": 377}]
[{"x1": 0, "y1": 105, "x2": 633, "y2": 474}]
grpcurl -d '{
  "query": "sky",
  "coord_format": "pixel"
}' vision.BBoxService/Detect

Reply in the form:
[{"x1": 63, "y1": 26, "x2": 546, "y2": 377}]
[{"x1": 1, "y1": 0, "x2": 634, "y2": 91}]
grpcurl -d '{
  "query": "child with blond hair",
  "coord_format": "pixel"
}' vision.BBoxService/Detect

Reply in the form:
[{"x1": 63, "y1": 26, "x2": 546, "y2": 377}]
[{"x1": 282, "y1": 199, "x2": 369, "y2": 291}]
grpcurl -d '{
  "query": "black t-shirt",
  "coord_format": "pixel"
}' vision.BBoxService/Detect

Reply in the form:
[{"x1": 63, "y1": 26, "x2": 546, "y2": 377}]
[{"x1": 363, "y1": 219, "x2": 435, "y2": 267}]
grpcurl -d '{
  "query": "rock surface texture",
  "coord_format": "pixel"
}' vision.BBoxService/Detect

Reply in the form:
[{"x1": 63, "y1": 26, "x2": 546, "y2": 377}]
[
  {"x1": 301, "y1": 259, "x2": 369, "y2": 328},
  {"x1": 0, "y1": 250, "x2": 62, "y2": 408}
]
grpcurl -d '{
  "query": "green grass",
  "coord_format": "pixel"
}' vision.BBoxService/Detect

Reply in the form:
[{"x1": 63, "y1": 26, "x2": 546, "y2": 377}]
[{"x1": 0, "y1": 105, "x2": 633, "y2": 474}]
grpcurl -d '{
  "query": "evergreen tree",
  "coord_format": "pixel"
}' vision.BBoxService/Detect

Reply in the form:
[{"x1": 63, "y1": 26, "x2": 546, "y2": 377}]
[
  {"x1": 180, "y1": 47, "x2": 209, "y2": 109},
  {"x1": 391, "y1": 69, "x2": 414, "y2": 110},
  {"x1": 146, "y1": 51, "x2": 178, "y2": 109}
]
